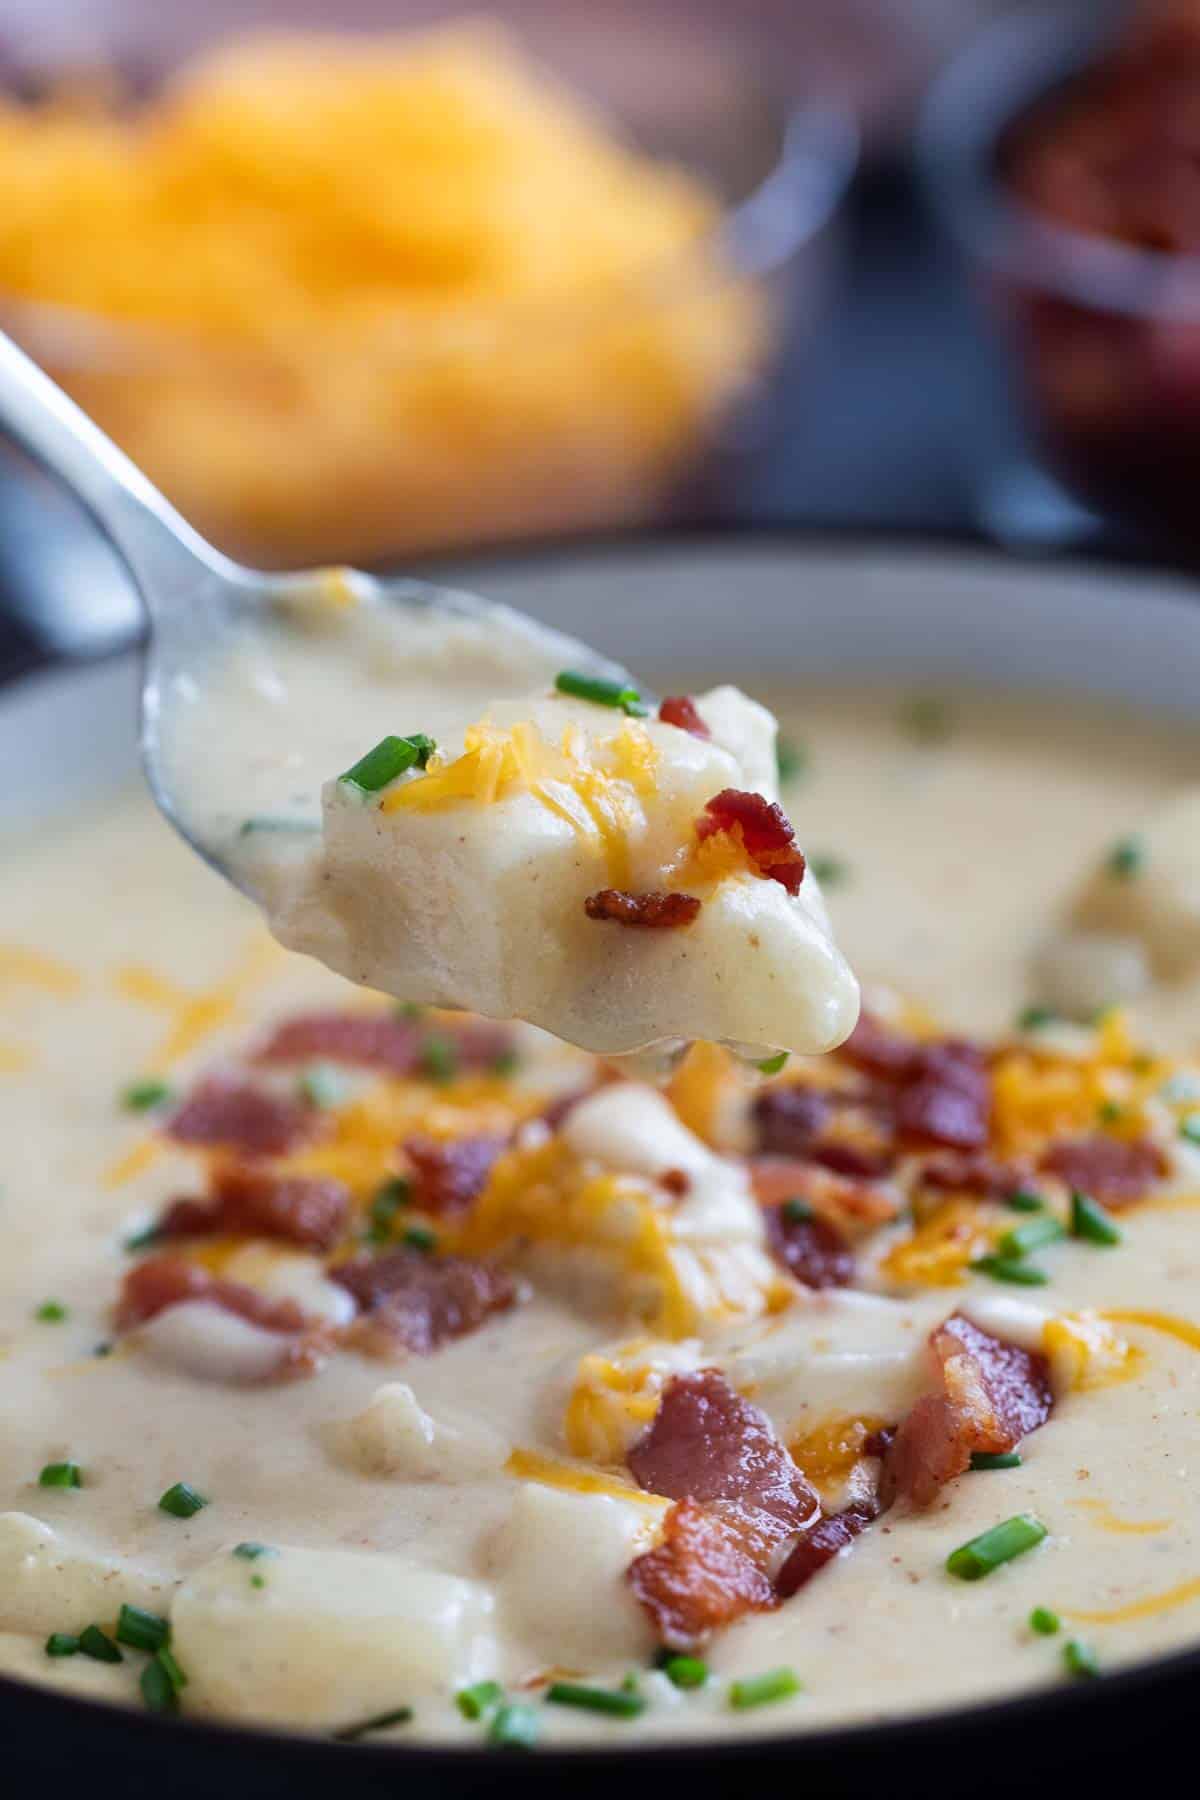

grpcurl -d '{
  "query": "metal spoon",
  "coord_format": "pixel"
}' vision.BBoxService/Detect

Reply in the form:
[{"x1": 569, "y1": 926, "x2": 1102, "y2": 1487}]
[{"x1": 0, "y1": 327, "x2": 635, "y2": 894}]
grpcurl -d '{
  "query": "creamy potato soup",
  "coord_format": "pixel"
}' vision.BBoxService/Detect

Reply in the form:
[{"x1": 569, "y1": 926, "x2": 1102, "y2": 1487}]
[{"x1": 1, "y1": 673, "x2": 1199, "y2": 1749}]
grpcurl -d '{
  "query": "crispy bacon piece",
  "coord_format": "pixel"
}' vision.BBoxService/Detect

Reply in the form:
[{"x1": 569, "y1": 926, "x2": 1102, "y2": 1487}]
[
  {"x1": 255, "y1": 1009, "x2": 512, "y2": 1075},
  {"x1": 116, "y1": 1253, "x2": 309, "y2": 1335},
  {"x1": 752, "y1": 1085, "x2": 832, "y2": 1155},
  {"x1": 167, "y1": 1077, "x2": 322, "y2": 1158},
  {"x1": 627, "y1": 1370, "x2": 819, "y2": 1555},
  {"x1": 628, "y1": 1500, "x2": 774, "y2": 1651},
  {"x1": 1040, "y1": 1134, "x2": 1167, "y2": 1208},
  {"x1": 883, "y1": 1314, "x2": 1053, "y2": 1509},
  {"x1": 774, "y1": 1498, "x2": 881, "y2": 1599},
  {"x1": 158, "y1": 1169, "x2": 350, "y2": 1251},
  {"x1": 696, "y1": 789, "x2": 807, "y2": 896},
  {"x1": 583, "y1": 889, "x2": 701, "y2": 928},
  {"x1": 841, "y1": 1011, "x2": 921, "y2": 1079},
  {"x1": 403, "y1": 1133, "x2": 507, "y2": 1217},
  {"x1": 894, "y1": 1041, "x2": 991, "y2": 1150},
  {"x1": 331, "y1": 1247, "x2": 517, "y2": 1356},
  {"x1": 658, "y1": 695, "x2": 710, "y2": 739},
  {"x1": 763, "y1": 1204, "x2": 855, "y2": 1289},
  {"x1": 808, "y1": 1141, "x2": 895, "y2": 1180},
  {"x1": 750, "y1": 1156, "x2": 901, "y2": 1235},
  {"x1": 918, "y1": 1150, "x2": 1031, "y2": 1199}
]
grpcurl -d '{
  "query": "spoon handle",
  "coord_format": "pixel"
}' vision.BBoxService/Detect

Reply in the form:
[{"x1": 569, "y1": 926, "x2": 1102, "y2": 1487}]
[{"x1": 0, "y1": 326, "x2": 237, "y2": 612}]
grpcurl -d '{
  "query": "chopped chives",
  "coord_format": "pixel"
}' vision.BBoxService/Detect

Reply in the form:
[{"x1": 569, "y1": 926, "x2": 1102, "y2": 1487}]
[
  {"x1": 232, "y1": 1541, "x2": 275, "y2": 1561},
  {"x1": 333, "y1": 1706, "x2": 414, "y2": 1742},
  {"x1": 250, "y1": 1574, "x2": 266, "y2": 1590},
  {"x1": 121, "y1": 1078, "x2": 173, "y2": 1113},
  {"x1": 140, "y1": 1658, "x2": 178, "y2": 1714},
  {"x1": 34, "y1": 1299, "x2": 68, "y2": 1322},
  {"x1": 367, "y1": 1177, "x2": 411, "y2": 1243},
  {"x1": 297, "y1": 1063, "x2": 347, "y2": 1109},
  {"x1": 971, "y1": 1255, "x2": 1050, "y2": 1287},
  {"x1": 123, "y1": 1225, "x2": 162, "y2": 1254},
  {"x1": 1179, "y1": 1115, "x2": 1200, "y2": 1147},
  {"x1": 970, "y1": 1451, "x2": 1022, "y2": 1472},
  {"x1": 809, "y1": 855, "x2": 849, "y2": 887},
  {"x1": 1070, "y1": 1191, "x2": 1122, "y2": 1247},
  {"x1": 116, "y1": 1604, "x2": 170, "y2": 1653},
  {"x1": 997, "y1": 1216, "x2": 1065, "y2": 1259},
  {"x1": 618, "y1": 1672, "x2": 641, "y2": 1696},
  {"x1": 1063, "y1": 1639, "x2": 1099, "y2": 1679},
  {"x1": 44, "y1": 1633, "x2": 79, "y2": 1657},
  {"x1": 38, "y1": 1461, "x2": 82, "y2": 1489},
  {"x1": 402, "y1": 1225, "x2": 437, "y2": 1254},
  {"x1": 729, "y1": 1667, "x2": 802, "y2": 1710},
  {"x1": 419, "y1": 1035, "x2": 458, "y2": 1084},
  {"x1": 756, "y1": 1051, "x2": 789, "y2": 1076},
  {"x1": 158, "y1": 1481, "x2": 208, "y2": 1519},
  {"x1": 155, "y1": 1647, "x2": 187, "y2": 1693},
  {"x1": 946, "y1": 1513, "x2": 1047, "y2": 1581},
  {"x1": 554, "y1": 670, "x2": 647, "y2": 716},
  {"x1": 1017, "y1": 1005, "x2": 1056, "y2": 1032},
  {"x1": 776, "y1": 736, "x2": 807, "y2": 783},
  {"x1": 1006, "y1": 1189, "x2": 1045, "y2": 1214},
  {"x1": 545, "y1": 1682, "x2": 646, "y2": 1718},
  {"x1": 1097, "y1": 1100, "x2": 1123, "y2": 1126},
  {"x1": 78, "y1": 1625, "x2": 122, "y2": 1664},
  {"x1": 1030, "y1": 1607, "x2": 1060, "y2": 1636},
  {"x1": 395, "y1": 1002, "x2": 425, "y2": 1021},
  {"x1": 781, "y1": 1197, "x2": 815, "y2": 1225},
  {"x1": 339, "y1": 734, "x2": 435, "y2": 795},
  {"x1": 662, "y1": 1655, "x2": 708, "y2": 1690},
  {"x1": 1106, "y1": 837, "x2": 1144, "y2": 880},
  {"x1": 489, "y1": 1702, "x2": 539, "y2": 1749},
  {"x1": 490, "y1": 1048, "x2": 520, "y2": 1077},
  {"x1": 456, "y1": 1680, "x2": 503, "y2": 1720}
]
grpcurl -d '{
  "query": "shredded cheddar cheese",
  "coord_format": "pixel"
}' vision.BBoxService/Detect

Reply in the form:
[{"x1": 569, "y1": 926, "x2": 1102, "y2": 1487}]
[
  {"x1": 505, "y1": 1447, "x2": 668, "y2": 1512},
  {"x1": 1043, "y1": 1312, "x2": 1142, "y2": 1393}
]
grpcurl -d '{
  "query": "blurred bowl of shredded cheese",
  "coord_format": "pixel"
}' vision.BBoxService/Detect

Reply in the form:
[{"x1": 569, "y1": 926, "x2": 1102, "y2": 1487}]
[{"x1": 0, "y1": 10, "x2": 853, "y2": 566}]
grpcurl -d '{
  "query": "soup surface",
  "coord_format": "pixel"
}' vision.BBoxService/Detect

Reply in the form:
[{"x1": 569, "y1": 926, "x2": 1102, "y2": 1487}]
[{"x1": 0, "y1": 674, "x2": 1198, "y2": 1747}]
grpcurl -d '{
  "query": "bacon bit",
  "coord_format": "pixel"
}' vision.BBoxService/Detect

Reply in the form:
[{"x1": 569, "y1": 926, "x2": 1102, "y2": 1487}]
[
  {"x1": 895, "y1": 1041, "x2": 992, "y2": 1150},
  {"x1": 808, "y1": 1141, "x2": 895, "y2": 1181},
  {"x1": 660, "y1": 1168, "x2": 691, "y2": 1197},
  {"x1": 752, "y1": 1085, "x2": 831, "y2": 1155},
  {"x1": 918, "y1": 1150, "x2": 1031, "y2": 1199},
  {"x1": 167, "y1": 1077, "x2": 322, "y2": 1158},
  {"x1": 774, "y1": 1499, "x2": 881, "y2": 1599},
  {"x1": 764, "y1": 1205, "x2": 855, "y2": 1289},
  {"x1": 255, "y1": 1009, "x2": 512, "y2": 1074},
  {"x1": 158, "y1": 1169, "x2": 350, "y2": 1251},
  {"x1": 403, "y1": 1133, "x2": 507, "y2": 1217},
  {"x1": 1040, "y1": 1134, "x2": 1167, "y2": 1208},
  {"x1": 627, "y1": 1370, "x2": 819, "y2": 1556},
  {"x1": 115, "y1": 1253, "x2": 309, "y2": 1335},
  {"x1": 862, "y1": 1426, "x2": 896, "y2": 1460},
  {"x1": 841, "y1": 1012, "x2": 922, "y2": 1079},
  {"x1": 627, "y1": 1499, "x2": 774, "y2": 1651},
  {"x1": 332, "y1": 1247, "x2": 518, "y2": 1356},
  {"x1": 749, "y1": 1157, "x2": 901, "y2": 1236},
  {"x1": 696, "y1": 790, "x2": 807, "y2": 896},
  {"x1": 583, "y1": 889, "x2": 701, "y2": 928},
  {"x1": 658, "y1": 696, "x2": 711, "y2": 739},
  {"x1": 883, "y1": 1314, "x2": 1053, "y2": 1510}
]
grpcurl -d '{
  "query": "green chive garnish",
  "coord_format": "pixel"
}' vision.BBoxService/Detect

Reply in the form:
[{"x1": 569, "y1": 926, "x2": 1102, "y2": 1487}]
[
  {"x1": 554, "y1": 670, "x2": 647, "y2": 716},
  {"x1": 158, "y1": 1481, "x2": 208, "y2": 1519},
  {"x1": 899, "y1": 696, "x2": 952, "y2": 743},
  {"x1": 970, "y1": 1451, "x2": 1022, "y2": 1471},
  {"x1": 1179, "y1": 1115, "x2": 1200, "y2": 1147},
  {"x1": 334, "y1": 1706, "x2": 414, "y2": 1742},
  {"x1": 250, "y1": 1574, "x2": 266, "y2": 1590},
  {"x1": 232, "y1": 1541, "x2": 275, "y2": 1560},
  {"x1": 971, "y1": 1255, "x2": 1050, "y2": 1286},
  {"x1": 121, "y1": 1078, "x2": 173, "y2": 1113},
  {"x1": 123, "y1": 1225, "x2": 162, "y2": 1254},
  {"x1": 419, "y1": 1035, "x2": 458, "y2": 1084},
  {"x1": 776, "y1": 737, "x2": 807, "y2": 783},
  {"x1": 140, "y1": 1658, "x2": 177, "y2": 1714},
  {"x1": 1097, "y1": 1100, "x2": 1123, "y2": 1126},
  {"x1": 1106, "y1": 837, "x2": 1144, "y2": 880},
  {"x1": 1070, "y1": 1191, "x2": 1122, "y2": 1246},
  {"x1": 44, "y1": 1633, "x2": 79, "y2": 1657},
  {"x1": 489, "y1": 1702, "x2": 539, "y2": 1749},
  {"x1": 662, "y1": 1655, "x2": 708, "y2": 1689},
  {"x1": 729, "y1": 1667, "x2": 802, "y2": 1710},
  {"x1": 297, "y1": 1063, "x2": 347, "y2": 1109},
  {"x1": 756, "y1": 1051, "x2": 789, "y2": 1076},
  {"x1": 1017, "y1": 1005, "x2": 1056, "y2": 1032},
  {"x1": 1063, "y1": 1638, "x2": 1099, "y2": 1679},
  {"x1": 946, "y1": 1513, "x2": 1047, "y2": 1580},
  {"x1": 38, "y1": 1461, "x2": 82, "y2": 1489},
  {"x1": 456, "y1": 1680, "x2": 503, "y2": 1720},
  {"x1": 1006, "y1": 1189, "x2": 1044, "y2": 1213},
  {"x1": 402, "y1": 1225, "x2": 436, "y2": 1254},
  {"x1": 78, "y1": 1625, "x2": 122, "y2": 1664},
  {"x1": 116, "y1": 1605, "x2": 169, "y2": 1653},
  {"x1": 34, "y1": 1300, "x2": 68, "y2": 1323},
  {"x1": 997, "y1": 1216, "x2": 1065, "y2": 1259},
  {"x1": 781, "y1": 1197, "x2": 814, "y2": 1225},
  {"x1": 545, "y1": 1682, "x2": 645, "y2": 1718},
  {"x1": 367, "y1": 1177, "x2": 410, "y2": 1243},
  {"x1": 155, "y1": 1647, "x2": 187, "y2": 1693},
  {"x1": 490, "y1": 1048, "x2": 520, "y2": 1077},
  {"x1": 340, "y1": 734, "x2": 436, "y2": 795},
  {"x1": 810, "y1": 855, "x2": 849, "y2": 887},
  {"x1": 1030, "y1": 1607, "x2": 1060, "y2": 1636}
]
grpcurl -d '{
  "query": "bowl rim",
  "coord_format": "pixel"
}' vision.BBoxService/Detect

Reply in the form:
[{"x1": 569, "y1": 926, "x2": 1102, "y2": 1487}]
[{"x1": 917, "y1": 0, "x2": 1200, "y2": 322}]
